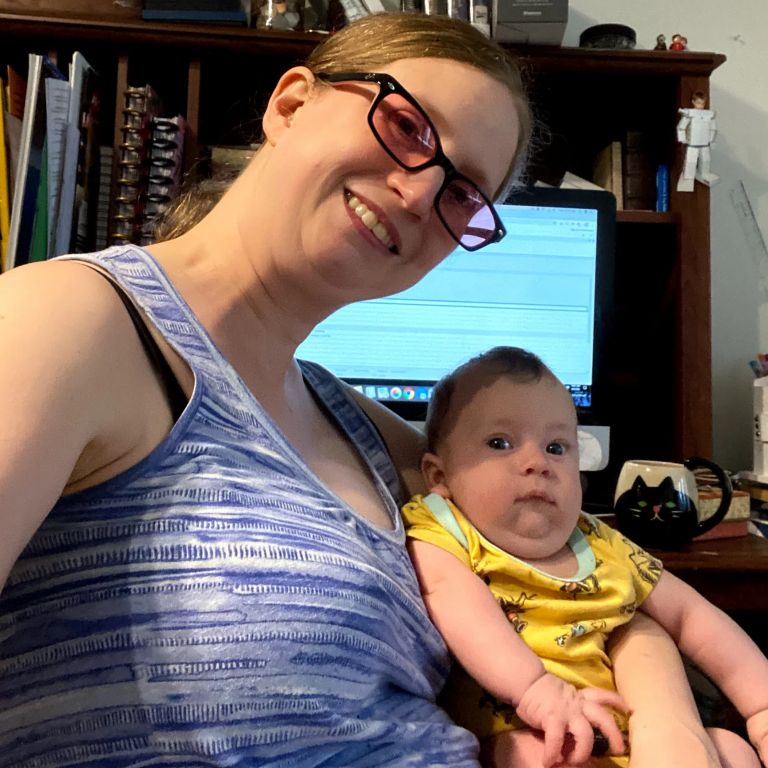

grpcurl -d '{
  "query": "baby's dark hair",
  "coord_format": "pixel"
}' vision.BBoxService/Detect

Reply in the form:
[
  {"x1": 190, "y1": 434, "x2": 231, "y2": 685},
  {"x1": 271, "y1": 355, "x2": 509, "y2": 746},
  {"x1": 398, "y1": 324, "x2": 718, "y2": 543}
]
[{"x1": 425, "y1": 346, "x2": 555, "y2": 452}]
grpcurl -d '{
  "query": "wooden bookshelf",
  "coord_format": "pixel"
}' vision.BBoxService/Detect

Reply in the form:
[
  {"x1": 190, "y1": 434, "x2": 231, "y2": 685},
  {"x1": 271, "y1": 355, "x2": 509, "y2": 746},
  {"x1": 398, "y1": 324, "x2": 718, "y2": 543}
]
[
  {"x1": 616, "y1": 210, "x2": 679, "y2": 224},
  {"x1": 0, "y1": 9, "x2": 725, "y2": 509}
]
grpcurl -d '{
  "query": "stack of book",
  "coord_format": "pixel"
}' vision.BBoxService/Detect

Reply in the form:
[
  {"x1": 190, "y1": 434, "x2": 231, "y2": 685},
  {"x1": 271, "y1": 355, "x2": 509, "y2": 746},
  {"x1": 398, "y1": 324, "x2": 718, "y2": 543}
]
[
  {"x1": 592, "y1": 141, "x2": 623, "y2": 210},
  {"x1": 142, "y1": 0, "x2": 252, "y2": 25},
  {"x1": 622, "y1": 130, "x2": 657, "y2": 211},
  {"x1": 110, "y1": 84, "x2": 162, "y2": 245},
  {"x1": 94, "y1": 145, "x2": 114, "y2": 249},
  {"x1": 2, "y1": 52, "x2": 108, "y2": 269},
  {"x1": 694, "y1": 488, "x2": 752, "y2": 540},
  {"x1": 140, "y1": 115, "x2": 186, "y2": 246},
  {"x1": 0, "y1": 75, "x2": 12, "y2": 272}
]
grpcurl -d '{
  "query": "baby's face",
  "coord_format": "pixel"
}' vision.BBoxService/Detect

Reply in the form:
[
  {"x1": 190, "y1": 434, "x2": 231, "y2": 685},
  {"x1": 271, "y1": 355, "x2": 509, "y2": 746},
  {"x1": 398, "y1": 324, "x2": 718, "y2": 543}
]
[{"x1": 427, "y1": 375, "x2": 582, "y2": 560}]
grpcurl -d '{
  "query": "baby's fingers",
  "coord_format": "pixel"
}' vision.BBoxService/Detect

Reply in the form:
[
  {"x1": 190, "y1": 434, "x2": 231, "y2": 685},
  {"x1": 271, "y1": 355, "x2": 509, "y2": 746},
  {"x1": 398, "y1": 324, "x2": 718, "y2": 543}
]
[
  {"x1": 560, "y1": 716, "x2": 596, "y2": 766},
  {"x1": 540, "y1": 719, "x2": 567, "y2": 768},
  {"x1": 579, "y1": 687, "x2": 630, "y2": 715},
  {"x1": 580, "y1": 701, "x2": 626, "y2": 756}
]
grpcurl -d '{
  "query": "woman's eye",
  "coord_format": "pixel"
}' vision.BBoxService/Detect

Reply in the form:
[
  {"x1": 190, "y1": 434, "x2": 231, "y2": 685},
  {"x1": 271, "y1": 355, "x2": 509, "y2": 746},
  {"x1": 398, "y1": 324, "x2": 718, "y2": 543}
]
[
  {"x1": 546, "y1": 442, "x2": 566, "y2": 456},
  {"x1": 390, "y1": 110, "x2": 432, "y2": 151},
  {"x1": 444, "y1": 181, "x2": 484, "y2": 214},
  {"x1": 487, "y1": 437, "x2": 511, "y2": 450}
]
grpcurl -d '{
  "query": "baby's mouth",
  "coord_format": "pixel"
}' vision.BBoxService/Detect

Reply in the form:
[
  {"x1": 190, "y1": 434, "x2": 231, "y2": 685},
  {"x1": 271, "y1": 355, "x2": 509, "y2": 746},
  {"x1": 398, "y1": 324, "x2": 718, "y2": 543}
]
[
  {"x1": 516, "y1": 491, "x2": 556, "y2": 505},
  {"x1": 346, "y1": 191, "x2": 398, "y2": 254}
]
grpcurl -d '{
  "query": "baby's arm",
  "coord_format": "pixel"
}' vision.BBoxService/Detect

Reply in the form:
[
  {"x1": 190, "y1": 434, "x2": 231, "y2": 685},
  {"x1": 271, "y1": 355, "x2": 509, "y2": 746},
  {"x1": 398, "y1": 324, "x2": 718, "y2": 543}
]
[
  {"x1": 407, "y1": 539, "x2": 628, "y2": 767},
  {"x1": 641, "y1": 571, "x2": 768, "y2": 763}
]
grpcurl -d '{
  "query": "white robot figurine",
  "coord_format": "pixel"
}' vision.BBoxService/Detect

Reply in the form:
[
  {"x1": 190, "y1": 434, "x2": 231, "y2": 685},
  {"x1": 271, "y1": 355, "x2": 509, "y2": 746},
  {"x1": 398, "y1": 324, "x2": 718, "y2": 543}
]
[{"x1": 676, "y1": 90, "x2": 719, "y2": 192}]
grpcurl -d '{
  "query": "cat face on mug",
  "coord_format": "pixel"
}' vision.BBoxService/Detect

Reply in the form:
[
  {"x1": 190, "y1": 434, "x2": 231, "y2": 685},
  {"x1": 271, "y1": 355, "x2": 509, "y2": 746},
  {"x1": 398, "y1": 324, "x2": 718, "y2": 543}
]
[{"x1": 618, "y1": 475, "x2": 695, "y2": 524}]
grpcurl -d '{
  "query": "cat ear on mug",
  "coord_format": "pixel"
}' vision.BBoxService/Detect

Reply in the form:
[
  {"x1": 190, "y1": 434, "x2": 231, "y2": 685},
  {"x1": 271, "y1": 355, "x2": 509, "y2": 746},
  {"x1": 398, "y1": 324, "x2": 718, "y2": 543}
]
[
  {"x1": 659, "y1": 476, "x2": 677, "y2": 495},
  {"x1": 631, "y1": 476, "x2": 648, "y2": 494}
]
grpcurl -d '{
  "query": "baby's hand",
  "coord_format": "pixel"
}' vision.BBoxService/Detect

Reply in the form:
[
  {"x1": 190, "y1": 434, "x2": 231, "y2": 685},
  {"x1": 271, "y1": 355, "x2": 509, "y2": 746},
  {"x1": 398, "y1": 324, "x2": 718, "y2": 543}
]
[
  {"x1": 746, "y1": 708, "x2": 768, "y2": 766},
  {"x1": 515, "y1": 673, "x2": 629, "y2": 768}
]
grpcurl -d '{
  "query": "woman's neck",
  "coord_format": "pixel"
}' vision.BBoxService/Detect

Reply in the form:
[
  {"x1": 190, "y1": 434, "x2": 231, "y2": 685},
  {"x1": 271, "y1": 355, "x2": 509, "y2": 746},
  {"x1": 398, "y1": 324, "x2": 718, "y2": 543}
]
[{"x1": 148, "y1": 229, "x2": 310, "y2": 394}]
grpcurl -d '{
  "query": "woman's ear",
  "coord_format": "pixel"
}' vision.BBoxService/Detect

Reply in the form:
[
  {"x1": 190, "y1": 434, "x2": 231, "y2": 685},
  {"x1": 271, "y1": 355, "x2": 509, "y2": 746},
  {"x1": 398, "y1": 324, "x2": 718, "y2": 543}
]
[
  {"x1": 421, "y1": 452, "x2": 450, "y2": 498},
  {"x1": 262, "y1": 66, "x2": 315, "y2": 145}
]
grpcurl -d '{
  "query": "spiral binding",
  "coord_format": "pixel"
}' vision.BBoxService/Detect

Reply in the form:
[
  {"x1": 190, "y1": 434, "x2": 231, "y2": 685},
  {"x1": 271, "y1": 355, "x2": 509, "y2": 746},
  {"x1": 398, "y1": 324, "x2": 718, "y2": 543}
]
[
  {"x1": 109, "y1": 84, "x2": 162, "y2": 245},
  {"x1": 139, "y1": 115, "x2": 185, "y2": 246}
]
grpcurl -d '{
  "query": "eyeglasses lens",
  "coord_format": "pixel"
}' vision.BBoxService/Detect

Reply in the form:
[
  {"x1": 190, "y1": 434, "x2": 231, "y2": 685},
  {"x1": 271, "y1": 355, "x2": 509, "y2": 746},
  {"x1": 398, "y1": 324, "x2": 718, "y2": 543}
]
[
  {"x1": 372, "y1": 92, "x2": 436, "y2": 168},
  {"x1": 373, "y1": 92, "x2": 497, "y2": 249},
  {"x1": 439, "y1": 179, "x2": 496, "y2": 249}
]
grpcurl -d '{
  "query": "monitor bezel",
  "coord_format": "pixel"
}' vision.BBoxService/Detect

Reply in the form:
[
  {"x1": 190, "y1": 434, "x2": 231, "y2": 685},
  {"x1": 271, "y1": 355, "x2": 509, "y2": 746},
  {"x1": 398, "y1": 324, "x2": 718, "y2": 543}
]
[{"x1": 367, "y1": 186, "x2": 617, "y2": 424}]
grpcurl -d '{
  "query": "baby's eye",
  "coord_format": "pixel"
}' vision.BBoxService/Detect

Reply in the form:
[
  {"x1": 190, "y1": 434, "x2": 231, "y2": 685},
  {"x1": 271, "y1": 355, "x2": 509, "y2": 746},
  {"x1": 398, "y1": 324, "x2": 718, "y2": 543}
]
[
  {"x1": 546, "y1": 442, "x2": 566, "y2": 456},
  {"x1": 487, "y1": 437, "x2": 511, "y2": 450}
]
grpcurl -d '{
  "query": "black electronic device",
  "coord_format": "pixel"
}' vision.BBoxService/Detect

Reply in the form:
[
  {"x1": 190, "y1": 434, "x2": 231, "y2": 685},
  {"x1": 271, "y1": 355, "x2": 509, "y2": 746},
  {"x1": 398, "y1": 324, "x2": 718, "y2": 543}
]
[{"x1": 298, "y1": 186, "x2": 616, "y2": 427}]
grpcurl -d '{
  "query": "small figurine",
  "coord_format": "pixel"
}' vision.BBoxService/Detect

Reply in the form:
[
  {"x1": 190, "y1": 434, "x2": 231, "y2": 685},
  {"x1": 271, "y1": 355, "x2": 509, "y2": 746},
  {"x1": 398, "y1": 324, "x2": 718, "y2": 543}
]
[
  {"x1": 676, "y1": 90, "x2": 718, "y2": 192},
  {"x1": 669, "y1": 33, "x2": 688, "y2": 51},
  {"x1": 654, "y1": 34, "x2": 667, "y2": 51}
]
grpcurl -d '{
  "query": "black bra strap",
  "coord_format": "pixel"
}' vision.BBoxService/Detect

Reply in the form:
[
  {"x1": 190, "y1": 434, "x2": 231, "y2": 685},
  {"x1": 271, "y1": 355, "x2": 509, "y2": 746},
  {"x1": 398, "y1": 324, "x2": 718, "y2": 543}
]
[{"x1": 78, "y1": 262, "x2": 188, "y2": 421}]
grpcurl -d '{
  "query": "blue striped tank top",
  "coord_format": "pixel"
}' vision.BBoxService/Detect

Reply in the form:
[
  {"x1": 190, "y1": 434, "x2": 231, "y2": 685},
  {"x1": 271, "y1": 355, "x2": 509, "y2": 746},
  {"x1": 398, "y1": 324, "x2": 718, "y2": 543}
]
[{"x1": 0, "y1": 246, "x2": 478, "y2": 767}]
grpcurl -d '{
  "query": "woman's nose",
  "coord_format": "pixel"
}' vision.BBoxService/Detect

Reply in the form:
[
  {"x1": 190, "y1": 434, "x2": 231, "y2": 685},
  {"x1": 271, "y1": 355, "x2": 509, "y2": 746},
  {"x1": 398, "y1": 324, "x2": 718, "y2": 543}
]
[{"x1": 388, "y1": 165, "x2": 444, "y2": 219}]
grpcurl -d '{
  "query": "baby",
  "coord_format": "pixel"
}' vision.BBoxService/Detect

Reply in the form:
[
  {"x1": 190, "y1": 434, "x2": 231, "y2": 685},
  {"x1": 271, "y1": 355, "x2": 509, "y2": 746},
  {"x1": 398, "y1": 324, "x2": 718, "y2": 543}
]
[{"x1": 402, "y1": 346, "x2": 768, "y2": 767}]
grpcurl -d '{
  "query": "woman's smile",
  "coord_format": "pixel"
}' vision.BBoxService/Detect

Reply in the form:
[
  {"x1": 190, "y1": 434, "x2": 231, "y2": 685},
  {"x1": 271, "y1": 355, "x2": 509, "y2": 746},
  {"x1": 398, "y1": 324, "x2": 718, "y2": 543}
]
[{"x1": 345, "y1": 190, "x2": 399, "y2": 254}]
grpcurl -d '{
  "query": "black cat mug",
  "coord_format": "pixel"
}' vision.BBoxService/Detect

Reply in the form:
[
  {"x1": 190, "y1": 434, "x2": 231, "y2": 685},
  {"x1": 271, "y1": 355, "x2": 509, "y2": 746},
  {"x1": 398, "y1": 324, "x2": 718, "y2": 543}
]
[{"x1": 614, "y1": 457, "x2": 732, "y2": 549}]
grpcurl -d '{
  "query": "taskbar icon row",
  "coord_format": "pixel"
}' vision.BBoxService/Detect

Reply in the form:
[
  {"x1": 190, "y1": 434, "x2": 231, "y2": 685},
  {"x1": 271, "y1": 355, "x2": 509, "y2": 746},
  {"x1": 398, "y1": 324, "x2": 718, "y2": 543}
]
[{"x1": 351, "y1": 383, "x2": 434, "y2": 402}]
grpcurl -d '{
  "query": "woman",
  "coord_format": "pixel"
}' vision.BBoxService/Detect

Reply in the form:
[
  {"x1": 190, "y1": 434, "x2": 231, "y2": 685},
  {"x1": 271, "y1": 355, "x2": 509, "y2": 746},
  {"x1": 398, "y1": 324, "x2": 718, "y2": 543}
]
[{"x1": 0, "y1": 12, "x2": 730, "y2": 767}]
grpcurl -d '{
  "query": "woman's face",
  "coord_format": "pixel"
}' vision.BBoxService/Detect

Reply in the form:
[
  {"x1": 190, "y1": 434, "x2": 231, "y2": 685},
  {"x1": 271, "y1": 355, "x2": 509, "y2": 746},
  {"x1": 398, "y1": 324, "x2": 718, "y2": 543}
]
[{"x1": 257, "y1": 57, "x2": 521, "y2": 308}]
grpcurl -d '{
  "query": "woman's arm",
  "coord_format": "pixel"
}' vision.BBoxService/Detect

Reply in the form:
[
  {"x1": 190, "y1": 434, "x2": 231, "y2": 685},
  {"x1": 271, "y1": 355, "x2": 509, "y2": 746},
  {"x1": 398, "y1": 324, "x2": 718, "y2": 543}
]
[
  {"x1": 609, "y1": 612, "x2": 723, "y2": 768},
  {"x1": 641, "y1": 571, "x2": 768, "y2": 761}
]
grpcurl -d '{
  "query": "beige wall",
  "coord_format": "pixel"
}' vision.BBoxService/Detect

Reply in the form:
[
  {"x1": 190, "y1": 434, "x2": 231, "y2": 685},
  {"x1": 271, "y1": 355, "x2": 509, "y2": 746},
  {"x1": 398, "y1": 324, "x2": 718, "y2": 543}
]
[{"x1": 564, "y1": 1, "x2": 768, "y2": 472}]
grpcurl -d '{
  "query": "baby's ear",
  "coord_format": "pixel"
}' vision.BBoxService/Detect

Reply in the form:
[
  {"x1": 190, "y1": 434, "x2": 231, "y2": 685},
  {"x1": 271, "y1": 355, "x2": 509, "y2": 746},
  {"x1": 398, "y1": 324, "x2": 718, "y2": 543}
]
[{"x1": 421, "y1": 452, "x2": 450, "y2": 498}]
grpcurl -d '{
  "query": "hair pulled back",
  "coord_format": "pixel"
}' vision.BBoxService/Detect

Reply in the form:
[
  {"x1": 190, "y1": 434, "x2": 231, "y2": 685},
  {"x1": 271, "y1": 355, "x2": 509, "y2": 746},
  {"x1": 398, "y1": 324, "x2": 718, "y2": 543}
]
[{"x1": 155, "y1": 13, "x2": 531, "y2": 242}]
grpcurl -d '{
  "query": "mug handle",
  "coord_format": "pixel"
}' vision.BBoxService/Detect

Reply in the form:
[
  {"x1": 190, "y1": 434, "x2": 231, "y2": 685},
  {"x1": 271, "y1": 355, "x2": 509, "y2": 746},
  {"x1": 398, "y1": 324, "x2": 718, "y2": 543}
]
[{"x1": 683, "y1": 456, "x2": 733, "y2": 537}]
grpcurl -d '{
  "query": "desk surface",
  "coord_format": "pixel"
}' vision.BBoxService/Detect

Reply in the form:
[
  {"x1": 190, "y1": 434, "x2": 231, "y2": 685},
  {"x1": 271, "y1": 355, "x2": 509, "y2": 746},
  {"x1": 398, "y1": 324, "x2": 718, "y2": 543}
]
[
  {"x1": 652, "y1": 532, "x2": 768, "y2": 573},
  {"x1": 599, "y1": 516, "x2": 768, "y2": 613}
]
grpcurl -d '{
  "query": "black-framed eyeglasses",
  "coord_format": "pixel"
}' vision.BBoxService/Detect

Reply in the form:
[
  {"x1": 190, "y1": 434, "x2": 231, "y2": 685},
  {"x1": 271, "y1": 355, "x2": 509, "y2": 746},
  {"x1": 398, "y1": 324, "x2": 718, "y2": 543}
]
[{"x1": 317, "y1": 71, "x2": 507, "y2": 252}]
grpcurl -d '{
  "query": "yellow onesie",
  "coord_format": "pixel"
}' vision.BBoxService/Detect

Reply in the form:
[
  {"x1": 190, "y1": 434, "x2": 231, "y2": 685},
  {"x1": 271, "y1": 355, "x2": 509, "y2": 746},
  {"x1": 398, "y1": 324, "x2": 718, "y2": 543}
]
[{"x1": 402, "y1": 493, "x2": 663, "y2": 767}]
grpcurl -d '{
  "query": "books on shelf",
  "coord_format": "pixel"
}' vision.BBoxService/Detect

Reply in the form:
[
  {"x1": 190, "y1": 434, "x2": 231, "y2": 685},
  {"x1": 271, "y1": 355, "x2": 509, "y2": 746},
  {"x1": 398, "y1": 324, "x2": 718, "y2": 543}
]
[
  {"x1": 592, "y1": 141, "x2": 623, "y2": 211},
  {"x1": 94, "y1": 145, "x2": 114, "y2": 250},
  {"x1": 1, "y1": 51, "x2": 111, "y2": 268},
  {"x1": 53, "y1": 52, "x2": 100, "y2": 258},
  {"x1": 140, "y1": 115, "x2": 186, "y2": 246},
  {"x1": 110, "y1": 83, "x2": 162, "y2": 246},
  {"x1": 0, "y1": 80, "x2": 11, "y2": 272},
  {"x1": 694, "y1": 489, "x2": 752, "y2": 541},
  {"x1": 6, "y1": 54, "x2": 67, "y2": 270},
  {"x1": 142, "y1": 0, "x2": 252, "y2": 25},
  {"x1": 109, "y1": 83, "x2": 187, "y2": 247},
  {"x1": 622, "y1": 130, "x2": 657, "y2": 211},
  {"x1": 45, "y1": 76, "x2": 72, "y2": 258}
]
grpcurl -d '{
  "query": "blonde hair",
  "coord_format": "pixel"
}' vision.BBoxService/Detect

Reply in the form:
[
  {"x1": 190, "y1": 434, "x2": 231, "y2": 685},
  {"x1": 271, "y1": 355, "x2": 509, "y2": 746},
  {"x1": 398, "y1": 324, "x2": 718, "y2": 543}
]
[
  {"x1": 155, "y1": 12, "x2": 531, "y2": 241},
  {"x1": 306, "y1": 12, "x2": 531, "y2": 190}
]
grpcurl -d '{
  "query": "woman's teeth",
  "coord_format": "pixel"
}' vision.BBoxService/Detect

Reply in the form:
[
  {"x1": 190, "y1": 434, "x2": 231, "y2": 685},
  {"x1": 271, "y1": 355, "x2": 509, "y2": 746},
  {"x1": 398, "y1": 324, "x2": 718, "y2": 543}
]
[{"x1": 347, "y1": 195, "x2": 396, "y2": 251}]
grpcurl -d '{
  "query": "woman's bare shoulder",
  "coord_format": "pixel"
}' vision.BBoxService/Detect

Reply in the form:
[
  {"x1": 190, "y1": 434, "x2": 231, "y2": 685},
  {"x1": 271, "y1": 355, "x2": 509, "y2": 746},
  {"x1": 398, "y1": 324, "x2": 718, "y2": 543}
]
[{"x1": 0, "y1": 260, "x2": 168, "y2": 588}]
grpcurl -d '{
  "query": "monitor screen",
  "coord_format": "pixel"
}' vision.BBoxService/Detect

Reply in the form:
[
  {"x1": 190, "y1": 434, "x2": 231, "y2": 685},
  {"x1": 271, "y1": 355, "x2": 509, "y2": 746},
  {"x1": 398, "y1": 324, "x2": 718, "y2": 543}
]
[{"x1": 297, "y1": 187, "x2": 616, "y2": 422}]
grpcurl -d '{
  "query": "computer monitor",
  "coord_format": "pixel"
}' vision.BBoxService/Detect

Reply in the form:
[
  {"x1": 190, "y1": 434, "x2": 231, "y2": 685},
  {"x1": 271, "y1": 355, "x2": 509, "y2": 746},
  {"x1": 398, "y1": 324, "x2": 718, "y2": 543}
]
[{"x1": 297, "y1": 186, "x2": 616, "y2": 425}]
